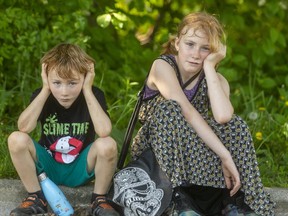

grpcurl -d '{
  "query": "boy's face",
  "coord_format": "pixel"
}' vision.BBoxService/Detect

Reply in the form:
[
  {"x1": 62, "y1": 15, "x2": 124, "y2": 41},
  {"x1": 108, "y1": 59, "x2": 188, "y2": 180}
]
[{"x1": 48, "y1": 69, "x2": 84, "y2": 109}]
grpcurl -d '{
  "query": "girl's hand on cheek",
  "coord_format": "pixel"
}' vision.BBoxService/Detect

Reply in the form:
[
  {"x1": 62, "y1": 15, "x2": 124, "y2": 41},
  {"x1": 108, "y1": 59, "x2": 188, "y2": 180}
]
[{"x1": 204, "y1": 44, "x2": 226, "y2": 68}]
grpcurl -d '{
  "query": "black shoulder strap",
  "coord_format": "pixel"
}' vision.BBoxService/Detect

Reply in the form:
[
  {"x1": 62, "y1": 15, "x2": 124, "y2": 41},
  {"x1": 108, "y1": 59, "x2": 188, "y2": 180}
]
[
  {"x1": 117, "y1": 88, "x2": 144, "y2": 169},
  {"x1": 117, "y1": 55, "x2": 200, "y2": 169}
]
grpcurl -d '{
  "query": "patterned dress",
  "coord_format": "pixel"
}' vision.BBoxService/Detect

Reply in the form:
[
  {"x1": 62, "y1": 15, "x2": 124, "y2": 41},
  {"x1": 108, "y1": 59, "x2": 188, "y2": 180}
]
[{"x1": 131, "y1": 55, "x2": 275, "y2": 215}]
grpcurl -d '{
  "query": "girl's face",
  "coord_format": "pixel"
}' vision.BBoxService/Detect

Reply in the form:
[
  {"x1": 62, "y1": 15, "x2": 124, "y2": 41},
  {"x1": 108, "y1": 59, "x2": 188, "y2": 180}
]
[
  {"x1": 48, "y1": 69, "x2": 84, "y2": 109},
  {"x1": 175, "y1": 27, "x2": 211, "y2": 74}
]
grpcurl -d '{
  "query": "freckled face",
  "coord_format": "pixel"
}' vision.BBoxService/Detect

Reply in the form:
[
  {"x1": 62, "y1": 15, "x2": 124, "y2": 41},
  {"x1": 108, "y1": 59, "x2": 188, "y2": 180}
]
[
  {"x1": 48, "y1": 69, "x2": 84, "y2": 109},
  {"x1": 175, "y1": 28, "x2": 211, "y2": 74}
]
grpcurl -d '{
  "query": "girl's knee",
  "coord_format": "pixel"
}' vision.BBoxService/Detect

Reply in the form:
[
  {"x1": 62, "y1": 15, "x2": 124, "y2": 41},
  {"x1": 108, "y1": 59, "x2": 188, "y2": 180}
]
[
  {"x1": 153, "y1": 99, "x2": 182, "y2": 118},
  {"x1": 152, "y1": 100, "x2": 183, "y2": 126},
  {"x1": 159, "y1": 99, "x2": 181, "y2": 111}
]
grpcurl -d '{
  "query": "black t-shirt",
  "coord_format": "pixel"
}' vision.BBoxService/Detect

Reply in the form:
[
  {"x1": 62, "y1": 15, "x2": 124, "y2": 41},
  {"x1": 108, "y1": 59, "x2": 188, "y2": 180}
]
[{"x1": 30, "y1": 86, "x2": 108, "y2": 164}]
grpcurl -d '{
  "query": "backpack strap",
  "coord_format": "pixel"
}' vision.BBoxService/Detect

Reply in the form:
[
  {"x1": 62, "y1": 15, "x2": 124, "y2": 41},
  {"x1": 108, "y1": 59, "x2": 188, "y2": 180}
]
[{"x1": 117, "y1": 89, "x2": 143, "y2": 169}]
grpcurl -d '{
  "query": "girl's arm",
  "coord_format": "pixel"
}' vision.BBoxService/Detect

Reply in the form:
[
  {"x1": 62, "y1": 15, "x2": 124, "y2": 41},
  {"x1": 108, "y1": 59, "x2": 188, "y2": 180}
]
[
  {"x1": 18, "y1": 64, "x2": 51, "y2": 133},
  {"x1": 147, "y1": 59, "x2": 240, "y2": 196},
  {"x1": 203, "y1": 44, "x2": 234, "y2": 123},
  {"x1": 82, "y1": 63, "x2": 112, "y2": 138}
]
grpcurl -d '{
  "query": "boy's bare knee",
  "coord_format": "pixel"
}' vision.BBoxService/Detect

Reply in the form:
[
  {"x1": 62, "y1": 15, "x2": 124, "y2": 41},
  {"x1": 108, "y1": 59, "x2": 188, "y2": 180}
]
[
  {"x1": 95, "y1": 136, "x2": 118, "y2": 158},
  {"x1": 8, "y1": 131, "x2": 31, "y2": 152}
]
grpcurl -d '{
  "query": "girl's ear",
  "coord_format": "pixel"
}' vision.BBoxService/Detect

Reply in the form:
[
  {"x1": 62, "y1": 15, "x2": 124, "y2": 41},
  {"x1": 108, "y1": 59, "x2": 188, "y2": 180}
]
[{"x1": 174, "y1": 37, "x2": 180, "y2": 52}]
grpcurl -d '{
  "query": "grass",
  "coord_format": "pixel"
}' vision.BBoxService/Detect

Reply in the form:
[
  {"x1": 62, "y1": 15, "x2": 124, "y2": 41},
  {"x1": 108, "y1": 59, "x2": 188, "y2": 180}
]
[
  {"x1": 0, "y1": 118, "x2": 17, "y2": 179},
  {"x1": 0, "y1": 74, "x2": 287, "y2": 188},
  {"x1": 231, "y1": 67, "x2": 288, "y2": 187}
]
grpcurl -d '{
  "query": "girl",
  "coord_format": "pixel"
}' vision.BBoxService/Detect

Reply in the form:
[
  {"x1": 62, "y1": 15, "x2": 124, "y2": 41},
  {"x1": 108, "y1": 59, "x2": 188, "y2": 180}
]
[{"x1": 131, "y1": 12, "x2": 275, "y2": 215}]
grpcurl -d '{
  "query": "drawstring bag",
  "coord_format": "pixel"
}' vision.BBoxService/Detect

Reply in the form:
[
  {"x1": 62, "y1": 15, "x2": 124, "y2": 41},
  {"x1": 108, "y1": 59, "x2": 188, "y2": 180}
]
[
  {"x1": 113, "y1": 148, "x2": 173, "y2": 216},
  {"x1": 112, "y1": 71, "x2": 173, "y2": 215}
]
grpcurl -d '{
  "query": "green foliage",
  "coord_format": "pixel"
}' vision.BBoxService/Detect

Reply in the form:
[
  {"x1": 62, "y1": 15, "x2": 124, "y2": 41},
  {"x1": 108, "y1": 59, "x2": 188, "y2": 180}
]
[{"x1": 0, "y1": 0, "x2": 287, "y2": 186}]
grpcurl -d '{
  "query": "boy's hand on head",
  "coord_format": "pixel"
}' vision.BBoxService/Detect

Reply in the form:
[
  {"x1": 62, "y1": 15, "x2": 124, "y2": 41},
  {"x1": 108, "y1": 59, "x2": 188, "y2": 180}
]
[
  {"x1": 204, "y1": 44, "x2": 226, "y2": 68},
  {"x1": 83, "y1": 62, "x2": 95, "y2": 91},
  {"x1": 41, "y1": 63, "x2": 50, "y2": 91}
]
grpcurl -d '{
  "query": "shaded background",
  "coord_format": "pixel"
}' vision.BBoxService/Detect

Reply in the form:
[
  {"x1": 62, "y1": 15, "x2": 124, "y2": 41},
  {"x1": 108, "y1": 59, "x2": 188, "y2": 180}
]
[{"x1": 0, "y1": 0, "x2": 287, "y2": 187}]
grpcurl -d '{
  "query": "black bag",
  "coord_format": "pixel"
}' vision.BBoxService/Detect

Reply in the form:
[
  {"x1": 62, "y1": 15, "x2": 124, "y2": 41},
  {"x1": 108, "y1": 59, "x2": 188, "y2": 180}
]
[
  {"x1": 113, "y1": 148, "x2": 173, "y2": 216},
  {"x1": 112, "y1": 74, "x2": 173, "y2": 215}
]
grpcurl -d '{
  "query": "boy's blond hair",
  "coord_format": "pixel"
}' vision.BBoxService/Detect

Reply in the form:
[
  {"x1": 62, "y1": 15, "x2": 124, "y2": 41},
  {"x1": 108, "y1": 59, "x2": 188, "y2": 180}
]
[{"x1": 41, "y1": 43, "x2": 95, "y2": 79}]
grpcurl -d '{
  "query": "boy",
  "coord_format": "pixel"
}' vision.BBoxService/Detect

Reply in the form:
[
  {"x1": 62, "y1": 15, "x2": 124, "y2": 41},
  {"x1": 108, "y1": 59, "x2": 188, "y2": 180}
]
[{"x1": 8, "y1": 43, "x2": 120, "y2": 216}]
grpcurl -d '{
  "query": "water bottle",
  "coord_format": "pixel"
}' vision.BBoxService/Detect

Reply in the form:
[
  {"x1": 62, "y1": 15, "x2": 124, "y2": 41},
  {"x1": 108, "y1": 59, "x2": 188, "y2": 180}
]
[{"x1": 38, "y1": 172, "x2": 74, "y2": 216}]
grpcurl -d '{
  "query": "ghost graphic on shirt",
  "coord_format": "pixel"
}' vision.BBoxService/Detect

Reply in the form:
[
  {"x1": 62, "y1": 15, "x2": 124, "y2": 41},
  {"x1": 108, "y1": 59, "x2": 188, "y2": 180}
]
[{"x1": 50, "y1": 136, "x2": 83, "y2": 164}]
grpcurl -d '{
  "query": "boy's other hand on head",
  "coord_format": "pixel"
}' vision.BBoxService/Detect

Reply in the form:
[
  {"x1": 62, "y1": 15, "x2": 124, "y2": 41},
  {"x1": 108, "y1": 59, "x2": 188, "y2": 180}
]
[
  {"x1": 83, "y1": 62, "x2": 95, "y2": 91},
  {"x1": 41, "y1": 63, "x2": 50, "y2": 92}
]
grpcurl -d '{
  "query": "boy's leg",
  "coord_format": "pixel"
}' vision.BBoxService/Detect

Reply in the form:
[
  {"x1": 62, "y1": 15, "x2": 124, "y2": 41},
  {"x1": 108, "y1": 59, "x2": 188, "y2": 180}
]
[
  {"x1": 8, "y1": 131, "x2": 40, "y2": 193},
  {"x1": 87, "y1": 136, "x2": 119, "y2": 216},
  {"x1": 8, "y1": 131, "x2": 47, "y2": 215},
  {"x1": 87, "y1": 136, "x2": 118, "y2": 194}
]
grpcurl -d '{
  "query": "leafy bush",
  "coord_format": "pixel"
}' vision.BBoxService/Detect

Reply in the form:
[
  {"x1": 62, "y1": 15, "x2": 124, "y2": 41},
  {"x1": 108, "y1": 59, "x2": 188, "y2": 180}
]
[{"x1": 0, "y1": 0, "x2": 287, "y2": 186}]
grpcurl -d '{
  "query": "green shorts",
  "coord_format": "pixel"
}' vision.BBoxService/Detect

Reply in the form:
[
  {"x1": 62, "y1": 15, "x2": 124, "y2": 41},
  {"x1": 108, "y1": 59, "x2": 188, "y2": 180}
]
[{"x1": 33, "y1": 141, "x2": 94, "y2": 187}]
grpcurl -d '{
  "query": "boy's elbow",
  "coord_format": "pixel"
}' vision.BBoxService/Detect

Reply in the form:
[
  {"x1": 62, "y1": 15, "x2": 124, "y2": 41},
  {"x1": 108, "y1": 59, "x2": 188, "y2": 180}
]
[
  {"x1": 98, "y1": 131, "x2": 111, "y2": 138},
  {"x1": 97, "y1": 123, "x2": 112, "y2": 138},
  {"x1": 17, "y1": 123, "x2": 33, "y2": 133},
  {"x1": 18, "y1": 126, "x2": 32, "y2": 133}
]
